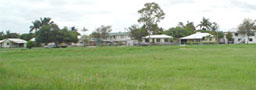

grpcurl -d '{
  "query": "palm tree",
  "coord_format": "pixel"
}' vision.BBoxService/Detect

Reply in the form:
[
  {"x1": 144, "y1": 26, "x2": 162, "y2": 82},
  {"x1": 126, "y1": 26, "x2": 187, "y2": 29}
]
[
  {"x1": 30, "y1": 17, "x2": 54, "y2": 33},
  {"x1": 211, "y1": 22, "x2": 219, "y2": 31},
  {"x1": 29, "y1": 20, "x2": 41, "y2": 33},
  {"x1": 40, "y1": 17, "x2": 54, "y2": 26},
  {"x1": 197, "y1": 17, "x2": 212, "y2": 31},
  {"x1": 81, "y1": 27, "x2": 88, "y2": 35},
  {"x1": 238, "y1": 18, "x2": 256, "y2": 44}
]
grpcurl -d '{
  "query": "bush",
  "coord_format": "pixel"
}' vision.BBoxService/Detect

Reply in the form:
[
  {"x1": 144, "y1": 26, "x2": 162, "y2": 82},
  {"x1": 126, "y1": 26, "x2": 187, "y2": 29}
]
[{"x1": 27, "y1": 41, "x2": 36, "y2": 49}]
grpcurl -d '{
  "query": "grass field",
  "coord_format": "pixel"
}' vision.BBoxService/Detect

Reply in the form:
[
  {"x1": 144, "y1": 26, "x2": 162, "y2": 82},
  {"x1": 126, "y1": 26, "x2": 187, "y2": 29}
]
[{"x1": 0, "y1": 45, "x2": 256, "y2": 90}]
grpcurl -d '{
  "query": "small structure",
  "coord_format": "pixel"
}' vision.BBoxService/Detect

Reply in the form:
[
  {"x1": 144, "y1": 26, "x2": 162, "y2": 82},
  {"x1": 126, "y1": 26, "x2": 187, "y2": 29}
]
[
  {"x1": 180, "y1": 32, "x2": 216, "y2": 44},
  {"x1": 0, "y1": 38, "x2": 27, "y2": 48},
  {"x1": 142, "y1": 34, "x2": 173, "y2": 44}
]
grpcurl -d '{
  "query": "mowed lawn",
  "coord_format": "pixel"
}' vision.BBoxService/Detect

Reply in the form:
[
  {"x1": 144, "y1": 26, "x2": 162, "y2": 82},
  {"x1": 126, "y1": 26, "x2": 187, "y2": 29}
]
[{"x1": 0, "y1": 45, "x2": 256, "y2": 90}]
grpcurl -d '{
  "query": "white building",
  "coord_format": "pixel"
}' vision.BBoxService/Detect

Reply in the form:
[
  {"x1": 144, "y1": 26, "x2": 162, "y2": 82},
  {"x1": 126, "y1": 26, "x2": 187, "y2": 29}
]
[
  {"x1": 224, "y1": 32, "x2": 256, "y2": 44},
  {"x1": 142, "y1": 34, "x2": 173, "y2": 44},
  {"x1": 0, "y1": 38, "x2": 27, "y2": 48},
  {"x1": 180, "y1": 32, "x2": 216, "y2": 44},
  {"x1": 103, "y1": 32, "x2": 136, "y2": 46}
]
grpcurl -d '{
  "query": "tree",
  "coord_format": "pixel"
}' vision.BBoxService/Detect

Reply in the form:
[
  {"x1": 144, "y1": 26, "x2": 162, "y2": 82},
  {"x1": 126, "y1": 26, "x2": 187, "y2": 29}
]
[
  {"x1": 179, "y1": 21, "x2": 196, "y2": 32},
  {"x1": 94, "y1": 25, "x2": 112, "y2": 40},
  {"x1": 165, "y1": 27, "x2": 193, "y2": 39},
  {"x1": 91, "y1": 25, "x2": 112, "y2": 46},
  {"x1": 238, "y1": 18, "x2": 256, "y2": 44},
  {"x1": 81, "y1": 27, "x2": 88, "y2": 35},
  {"x1": 81, "y1": 35, "x2": 91, "y2": 46},
  {"x1": 36, "y1": 24, "x2": 54, "y2": 45},
  {"x1": 138, "y1": 2, "x2": 165, "y2": 45},
  {"x1": 20, "y1": 33, "x2": 34, "y2": 41},
  {"x1": 0, "y1": 31, "x2": 5, "y2": 40},
  {"x1": 30, "y1": 20, "x2": 41, "y2": 33},
  {"x1": 37, "y1": 24, "x2": 80, "y2": 47},
  {"x1": 30, "y1": 17, "x2": 54, "y2": 33},
  {"x1": 128, "y1": 25, "x2": 148, "y2": 41},
  {"x1": 211, "y1": 22, "x2": 219, "y2": 31},
  {"x1": 197, "y1": 17, "x2": 212, "y2": 31},
  {"x1": 40, "y1": 17, "x2": 54, "y2": 26},
  {"x1": 226, "y1": 32, "x2": 233, "y2": 43},
  {"x1": 5, "y1": 30, "x2": 19, "y2": 38}
]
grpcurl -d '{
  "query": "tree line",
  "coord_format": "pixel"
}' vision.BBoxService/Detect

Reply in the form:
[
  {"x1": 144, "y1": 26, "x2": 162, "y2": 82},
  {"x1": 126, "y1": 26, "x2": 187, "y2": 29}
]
[{"x1": 1, "y1": 2, "x2": 256, "y2": 46}]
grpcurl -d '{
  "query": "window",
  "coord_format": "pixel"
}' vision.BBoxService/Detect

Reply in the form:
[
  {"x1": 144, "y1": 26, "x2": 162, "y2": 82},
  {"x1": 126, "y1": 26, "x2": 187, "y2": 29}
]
[
  {"x1": 156, "y1": 39, "x2": 161, "y2": 42},
  {"x1": 238, "y1": 38, "x2": 241, "y2": 41},
  {"x1": 145, "y1": 39, "x2": 149, "y2": 42},
  {"x1": 249, "y1": 38, "x2": 253, "y2": 42},
  {"x1": 164, "y1": 39, "x2": 169, "y2": 42},
  {"x1": 113, "y1": 36, "x2": 116, "y2": 39},
  {"x1": 235, "y1": 33, "x2": 238, "y2": 36},
  {"x1": 6, "y1": 43, "x2": 9, "y2": 45},
  {"x1": 209, "y1": 37, "x2": 212, "y2": 41}
]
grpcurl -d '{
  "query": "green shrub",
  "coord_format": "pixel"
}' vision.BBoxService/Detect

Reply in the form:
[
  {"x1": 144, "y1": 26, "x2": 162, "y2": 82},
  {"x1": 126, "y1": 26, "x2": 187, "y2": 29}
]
[{"x1": 27, "y1": 41, "x2": 36, "y2": 49}]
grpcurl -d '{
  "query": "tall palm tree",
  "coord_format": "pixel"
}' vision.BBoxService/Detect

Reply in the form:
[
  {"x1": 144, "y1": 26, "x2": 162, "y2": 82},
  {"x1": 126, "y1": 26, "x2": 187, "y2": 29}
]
[
  {"x1": 81, "y1": 27, "x2": 88, "y2": 35},
  {"x1": 29, "y1": 20, "x2": 41, "y2": 33},
  {"x1": 197, "y1": 17, "x2": 212, "y2": 31},
  {"x1": 40, "y1": 17, "x2": 54, "y2": 26},
  {"x1": 211, "y1": 22, "x2": 219, "y2": 31},
  {"x1": 30, "y1": 17, "x2": 54, "y2": 33}
]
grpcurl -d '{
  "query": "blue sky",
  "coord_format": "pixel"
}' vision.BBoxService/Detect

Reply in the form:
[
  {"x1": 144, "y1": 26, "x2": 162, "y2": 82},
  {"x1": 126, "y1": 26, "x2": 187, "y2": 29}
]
[{"x1": 0, "y1": 0, "x2": 256, "y2": 34}]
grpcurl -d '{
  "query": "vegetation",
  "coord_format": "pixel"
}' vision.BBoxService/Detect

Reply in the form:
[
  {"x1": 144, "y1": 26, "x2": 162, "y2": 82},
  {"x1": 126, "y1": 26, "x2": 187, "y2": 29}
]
[
  {"x1": 1, "y1": 45, "x2": 256, "y2": 89},
  {"x1": 128, "y1": 25, "x2": 148, "y2": 41},
  {"x1": 0, "y1": 30, "x2": 20, "y2": 40},
  {"x1": 226, "y1": 32, "x2": 233, "y2": 43},
  {"x1": 19, "y1": 33, "x2": 34, "y2": 41},
  {"x1": 197, "y1": 17, "x2": 213, "y2": 31},
  {"x1": 136, "y1": 2, "x2": 165, "y2": 44},
  {"x1": 91, "y1": 25, "x2": 112, "y2": 45},
  {"x1": 164, "y1": 21, "x2": 196, "y2": 39}
]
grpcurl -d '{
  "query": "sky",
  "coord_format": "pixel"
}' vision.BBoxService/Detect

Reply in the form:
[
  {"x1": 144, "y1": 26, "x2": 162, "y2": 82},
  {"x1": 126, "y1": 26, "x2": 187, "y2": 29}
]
[{"x1": 1, "y1": 0, "x2": 256, "y2": 34}]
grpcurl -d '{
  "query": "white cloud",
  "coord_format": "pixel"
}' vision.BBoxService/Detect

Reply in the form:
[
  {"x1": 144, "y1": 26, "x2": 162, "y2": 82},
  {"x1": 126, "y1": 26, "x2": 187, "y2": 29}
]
[{"x1": 0, "y1": 0, "x2": 256, "y2": 34}]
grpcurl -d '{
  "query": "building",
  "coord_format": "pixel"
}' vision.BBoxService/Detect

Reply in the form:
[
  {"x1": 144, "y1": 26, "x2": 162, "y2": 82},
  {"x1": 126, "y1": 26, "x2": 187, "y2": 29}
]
[
  {"x1": 142, "y1": 34, "x2": 173, "y2": 44},
  {"x1": 180, "y1": 32, "x2": 216, "y2": 44},
  {"x1": 0, "y1": 38, "x2": 27, "y2": 48},
  {"x1": 103, "y1": 32, "x2": 135, "y2": 46},
  {"x1": 224, "y1": 32, "x2": 256, "y2": 44}
]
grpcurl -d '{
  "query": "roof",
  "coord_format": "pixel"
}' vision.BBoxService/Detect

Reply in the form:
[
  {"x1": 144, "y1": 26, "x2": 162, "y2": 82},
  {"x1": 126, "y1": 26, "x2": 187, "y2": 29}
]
[
  {"x1": 108, "y1": 32, "x2": 129, "y2": 36},
  {"x1": 143, "y1": 34, "x2": 173, "y2": 39},
  {"x1": 0, "y1": 38, "x2": 27, "y2": 44},
  {"x1": 30, "y1": 38, "x2": 36, "y2": 41},
  {"x1": 0, "y1": 40, "x2": 4, "y2": 43},
  {"x1": 180, "y1": 32, "x2": 214, "y2": 40}
]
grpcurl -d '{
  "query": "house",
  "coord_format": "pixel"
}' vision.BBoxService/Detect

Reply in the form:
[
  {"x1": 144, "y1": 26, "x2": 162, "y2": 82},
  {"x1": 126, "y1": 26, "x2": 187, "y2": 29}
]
[
  {"x1": 224, "y1": 31, "x2": 256, "y2": 44},
  {"x1": 0, "y1": 38, "x2": 27, "y2": 48},
  {"x1": 180, "y1": 32, "x2": 216, "y2": 44},
  {"x1": 103, "y1": 32, "x2": 136, "y2": 46},
  {"x1": 142, "y1": 34, "x2": 173, "y2": 44}
]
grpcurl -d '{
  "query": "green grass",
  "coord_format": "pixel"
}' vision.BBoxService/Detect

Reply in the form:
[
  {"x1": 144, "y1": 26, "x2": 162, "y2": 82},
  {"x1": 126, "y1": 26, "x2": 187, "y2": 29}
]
[{"x1": 0, "y1": 45, "x2": 256, "y2": 90}]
